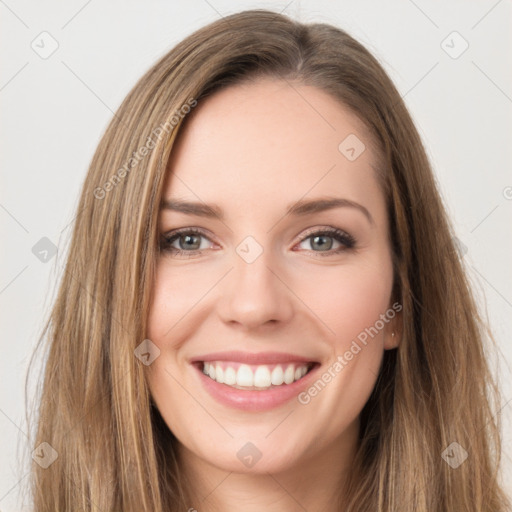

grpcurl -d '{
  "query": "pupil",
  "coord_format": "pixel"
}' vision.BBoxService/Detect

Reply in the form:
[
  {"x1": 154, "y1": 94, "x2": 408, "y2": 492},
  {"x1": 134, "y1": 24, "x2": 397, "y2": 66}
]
[{"x1": 312, "y1": 235, "x2": 332, "y2": 251}]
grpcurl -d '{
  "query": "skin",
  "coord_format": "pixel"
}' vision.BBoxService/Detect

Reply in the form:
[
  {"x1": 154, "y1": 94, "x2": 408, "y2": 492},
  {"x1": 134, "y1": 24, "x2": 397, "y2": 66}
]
[{"x1": 146, "y1": 77, "x2": 401, "y2": 511}]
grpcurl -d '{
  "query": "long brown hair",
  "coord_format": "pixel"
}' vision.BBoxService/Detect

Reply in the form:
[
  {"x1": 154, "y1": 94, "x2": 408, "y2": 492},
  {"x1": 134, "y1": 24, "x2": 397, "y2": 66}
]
[{"x1": 28, "y1": 9, "x2": 510, "y2": 511}]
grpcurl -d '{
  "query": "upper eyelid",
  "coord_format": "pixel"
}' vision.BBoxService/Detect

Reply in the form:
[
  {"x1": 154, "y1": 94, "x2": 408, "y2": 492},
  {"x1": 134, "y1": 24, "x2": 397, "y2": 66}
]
[{"x1": 162, "y1": 227, "x2": 215, "y2": 242}]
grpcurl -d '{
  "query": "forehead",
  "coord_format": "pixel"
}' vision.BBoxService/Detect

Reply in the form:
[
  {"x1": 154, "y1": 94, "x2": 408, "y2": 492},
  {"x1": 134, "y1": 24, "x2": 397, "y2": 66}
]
[{"x1": 164, "y1": 78, "x2": 384, "y2": 219}]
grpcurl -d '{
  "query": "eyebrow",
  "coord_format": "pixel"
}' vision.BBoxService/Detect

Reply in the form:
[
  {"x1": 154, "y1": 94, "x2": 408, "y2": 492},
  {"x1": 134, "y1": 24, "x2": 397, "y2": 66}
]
[{"x1": 160, "y1": 196, "x2": 374, "y2": 225}]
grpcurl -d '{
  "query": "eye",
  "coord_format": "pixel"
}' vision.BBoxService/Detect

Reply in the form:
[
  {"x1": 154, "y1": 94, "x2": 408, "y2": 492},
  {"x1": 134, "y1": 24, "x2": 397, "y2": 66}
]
[
  {"x1": 160, "y1": 228, "x2": 214, "y2": 258},
  {"x1": 159, "y1": 226, "x2": 356, "y2": 258},
  {"x1": 295, "y1": 227, "x2": 356, "y2": 256}
]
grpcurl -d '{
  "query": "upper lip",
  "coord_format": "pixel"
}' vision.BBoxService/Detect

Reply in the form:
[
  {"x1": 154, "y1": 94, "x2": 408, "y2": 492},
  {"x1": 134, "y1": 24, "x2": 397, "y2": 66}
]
[{"x1": 190, "y1": 351, "x2": 318, "y2": 365}]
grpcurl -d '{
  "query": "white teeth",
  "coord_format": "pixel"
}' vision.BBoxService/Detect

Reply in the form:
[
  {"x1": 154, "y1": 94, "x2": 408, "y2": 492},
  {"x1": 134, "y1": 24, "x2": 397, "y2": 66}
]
[
  {"x1": 236, "y1": 364, "x2": 253, "y2": 387},
  {"x1": 224, "y1": 366, "x2": 237, "y2": 385},
  {"x1": 283, "y1": 365, "x2": 295, "y2": 384},
  {"x1": 215, "y1": 364, "x2": 224, "y2": 384},
  {"x1": 202, "y1": 361, "x2": 311, "y2": 389},
  {"x1": 271, "y1": 365, "x2": 284, "y2": 385},
  {"x1": 253, "y1": 366, "x2": 271, "y2": 387}
]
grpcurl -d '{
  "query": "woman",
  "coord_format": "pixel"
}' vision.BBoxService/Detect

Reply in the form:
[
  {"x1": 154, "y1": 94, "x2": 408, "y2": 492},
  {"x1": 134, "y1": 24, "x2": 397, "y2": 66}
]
[{"x1": 29, "y1": 9, "x2": 510, "y2": 511}]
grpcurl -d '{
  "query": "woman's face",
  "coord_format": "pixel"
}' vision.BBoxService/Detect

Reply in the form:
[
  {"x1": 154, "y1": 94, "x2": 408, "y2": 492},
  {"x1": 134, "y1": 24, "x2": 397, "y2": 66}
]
[{"x1": 146, "y1": 78, "x2": 400, "y2": 476}]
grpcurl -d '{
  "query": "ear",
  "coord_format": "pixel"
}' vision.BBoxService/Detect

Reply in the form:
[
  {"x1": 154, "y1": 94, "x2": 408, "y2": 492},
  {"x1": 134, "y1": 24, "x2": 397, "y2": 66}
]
[{"x1": 383, "y1": 304, "x2": 402, "y2": 350}]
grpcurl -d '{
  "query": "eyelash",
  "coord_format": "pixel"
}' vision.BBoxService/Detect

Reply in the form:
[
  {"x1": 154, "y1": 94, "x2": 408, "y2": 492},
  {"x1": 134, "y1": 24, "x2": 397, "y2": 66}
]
[{"x1": 159, "y1": 227, "x2": 356, "y2": 258}]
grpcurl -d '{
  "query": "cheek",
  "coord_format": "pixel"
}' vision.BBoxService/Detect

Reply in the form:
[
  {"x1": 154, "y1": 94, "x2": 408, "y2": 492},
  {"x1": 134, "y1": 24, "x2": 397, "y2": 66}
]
[
  {"x1": 145, "y1": 261, "x2": 215, "y2": 413},
  {"x1": 146, "y1": 260, "x2": 210, "y2": 342},
  {"x1": 145, "y1": 263, "x2": 198, "y2": 436},
  {"x1": 296, "y1": 257, "x2": 394, "y2": 350}
]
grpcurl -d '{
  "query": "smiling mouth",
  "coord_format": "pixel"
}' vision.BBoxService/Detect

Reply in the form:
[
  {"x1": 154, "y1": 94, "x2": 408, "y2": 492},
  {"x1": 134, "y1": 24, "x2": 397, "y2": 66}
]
[{"x1": 197, "y1": 361, "x2": 318, "y2": 390}]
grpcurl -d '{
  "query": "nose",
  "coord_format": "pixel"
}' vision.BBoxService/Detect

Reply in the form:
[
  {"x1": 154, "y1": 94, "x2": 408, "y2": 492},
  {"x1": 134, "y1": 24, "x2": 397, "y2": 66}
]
[{"x1": 217, "y1": 243, "x2": 294, "y2": 331}]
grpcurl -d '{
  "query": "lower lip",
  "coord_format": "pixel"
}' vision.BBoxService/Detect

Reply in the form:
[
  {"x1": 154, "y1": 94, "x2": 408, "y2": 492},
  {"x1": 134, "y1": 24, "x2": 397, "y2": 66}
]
[{"x1": 193, "y1": 363, "x2": 320, "y2": 411}]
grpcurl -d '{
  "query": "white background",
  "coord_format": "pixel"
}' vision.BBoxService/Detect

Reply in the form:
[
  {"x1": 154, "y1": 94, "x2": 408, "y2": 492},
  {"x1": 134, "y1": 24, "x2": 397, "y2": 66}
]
[{"x1": 1, "y1": 0, "x2": 511, "y2": 509}]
